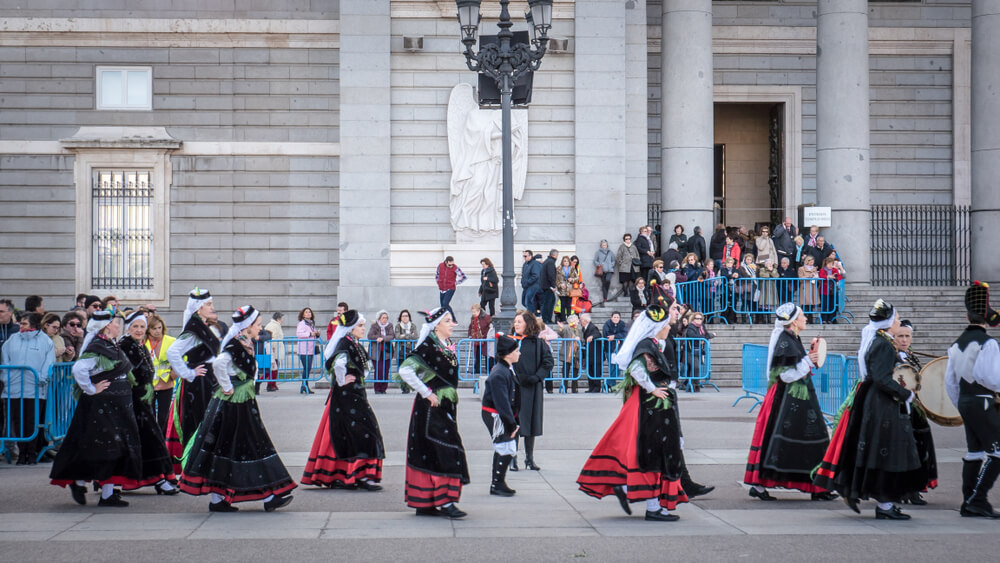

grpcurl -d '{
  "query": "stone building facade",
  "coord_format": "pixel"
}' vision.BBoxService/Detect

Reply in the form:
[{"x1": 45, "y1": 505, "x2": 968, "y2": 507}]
[{"x1": 0, "y1": 0, "x2": 994, "y2": 326}]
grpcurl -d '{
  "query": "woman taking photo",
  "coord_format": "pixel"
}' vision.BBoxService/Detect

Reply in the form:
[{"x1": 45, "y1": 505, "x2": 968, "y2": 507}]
[
  {"x1": 144, "y1": 314, "x2": 177, "y2": 436},
  {"x1": 511, "y1": 310, "x2": 553, "y2": 471},
  {"x1": 296, "y1": 307, "x2": 320, "y2": 394},
  {"x1": 367, "y1": 310, "x2": 395, "y2": 394},
  {"x1": 478, "y1": 258, "x2": 499, "y2": 316}
]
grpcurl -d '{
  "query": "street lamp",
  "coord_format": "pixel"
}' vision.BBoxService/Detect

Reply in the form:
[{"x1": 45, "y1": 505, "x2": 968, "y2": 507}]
[{"x1": 456, "y1": 0, "x2": 554, "y2": 323}]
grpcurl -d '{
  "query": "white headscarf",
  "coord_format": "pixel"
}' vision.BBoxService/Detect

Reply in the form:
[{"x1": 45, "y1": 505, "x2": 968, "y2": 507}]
[
  {"x1": 124, "y1": 311, "x2": 147, "y2": 334},
  {"x1": 766, "y1": 303, "x2": 803, "y2": 373},
  {"x1": 220, "y1": 306, "x2": 260, "y2": 352},
  {"x1": 858, "y1": 307, "x2": 897, "y2": 381},
  {"x1": 81, "y1": 310, "x2": 114, "y2": 354},
  {"x1": 324, "y1": 312, "x2": 366, "y2": 362},
  {"x1": 183, "y1": 287, "x2": 212, "y2": 329},
  {"x1": 416, "y1": 308, "x2": 450, "y2": 348},
  {"x1": 611, "y1": 308, "x2": 671, "y2": 370}
]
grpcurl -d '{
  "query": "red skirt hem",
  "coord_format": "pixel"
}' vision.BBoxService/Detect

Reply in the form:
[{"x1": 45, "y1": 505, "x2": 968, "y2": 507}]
[
  {"x1": 178, "y1": 474, "x2": 297, "y2": 504},
  {"x1": 301, "y1": 400, "x2": 384, "y2": 486},
  {"x1": 743, "y1": 385, "x2": 827, "y2": 494},
  {"x1": 404, "y1": 466, "x2": 463, "y2": 508},
  {"x1": 118, "y1": 474, "x2": 176, "y2": 491}
]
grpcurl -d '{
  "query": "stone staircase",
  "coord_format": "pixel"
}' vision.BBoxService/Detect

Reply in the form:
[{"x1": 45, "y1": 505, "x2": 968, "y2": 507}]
[{"x1": 583, "y1": 284, "x2": 969, "y2": 388}]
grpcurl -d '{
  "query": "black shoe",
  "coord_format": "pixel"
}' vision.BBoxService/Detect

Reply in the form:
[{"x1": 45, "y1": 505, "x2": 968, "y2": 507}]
[
  {"x1": 209, "y1": 501, "x2": 239, "y2": 513},
  {"x1": 524, "y1": 459, "x2": 541, "y2": 471},
  {"x1": 900, "y1": 492, "x2": 926, "y2": 506},
  {"x1": 98, "y1": 494, "x2": 129, "y2": 507},
  {"x1": 844, "y1": 496, "x2": 861, "y2": 514},
  {"x1": 612, "y1": 485, "x2": 632, "y2": 515},
  {"x1": 415, "y1": 507, "x2": 440, "y2": 517},
  {"x1": 266, "y1": 387, "x2": 278, "y2": 392},
  {"x1": 749, "y1": 488, "x2": 776, "y2": 501},
  {"x1": 356, "y1": 480, "x2": 383, "y2": 492},
  {"x1": 155, "y1": 482, "x2": 180, "y2": 496},
  {"x1": 329, "y1": 480, "x2": 357, "y2": 490},
  {"x1": 264, "y1": 494, "x2": 293, "y2": 512},
  {"x1": 490, "y1": 483, "x2": 516, "y2": 497},
  {"x1": 438, "y1": 504, "x2": 467, "y2": 519},
  {"x1": 811, "y1": 492, "x2": 838, "y2": 501},
  {"x1": 69, "y1": 483, "x2": 87, "y2": 506},
  {"x1": 684, "y1": 482, "x2": 715, "y2": 499},
  {"x1": 875, "y1": 505, "x2": 910, "y2": 520},
  {"x1": 644, "y1": 510, "x2": 680, "y2": 522},
  {"x1": 961, "y1": 502, "x2": 1000, "y2": 518}
]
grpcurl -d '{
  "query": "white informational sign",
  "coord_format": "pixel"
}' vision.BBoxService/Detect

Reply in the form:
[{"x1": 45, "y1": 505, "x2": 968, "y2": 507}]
[{"x1": 802, "y1": 206, "x2": 832, "y2": 228}]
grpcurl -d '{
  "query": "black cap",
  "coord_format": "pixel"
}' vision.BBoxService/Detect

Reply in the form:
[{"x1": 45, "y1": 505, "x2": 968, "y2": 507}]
[
  {"x1": 495, "y1": 334, "x2": 518, "y2": 358},
  {"x1": 337, "y1": 310, "x2": 360, "y2": 327},
  {"x1": 84, "y1": 295, "x2": 102, "y2": 309}
]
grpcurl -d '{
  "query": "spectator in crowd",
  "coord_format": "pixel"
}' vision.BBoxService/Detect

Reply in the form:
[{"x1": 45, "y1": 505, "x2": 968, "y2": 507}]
[
  {"x1": 478, "y1": 258, "x2": 499, "y2": 316},
  {"x1": 144, "y1": 314, "x2": 177, "y2": 433},
  {"x1": 297, "y1": 307, "x2": 320, "y2": 394},
  {"x1": 601, "y1": 311, "x2": 628, "y2": 383},
  {"x1": 511, "y1": 310, "x2": 552, "y2": 471},
  {"x1": 703, "y1": 257, "x2": 718, "y2": 280},
  {"x1": 579, "y1": 313, "x2": 603, "y2": 393},
  {"x1": 593, "y1": 240, "x2": 616, "y2": 305},
  {"x1": 792, "y1": 235, "x2": 807, "y2": 268},
  {"x1": 40, "y1": 313, "x2": 69, "y2": 362},
  {"x1": 368, "y1": 310, "x2": 395, "y2": 394},
  {"x1": 806, "y1": 235, "x2": 835, "y2": 267},
  {"x1": 806, "y1": 225, "x2": 820, "y2": 247},
  {"x1": 684, "y1": 312, "x2": 715, "y2": 392},
  {"x1": 723, "y1": 234, "x2": 742, "y2": 265},
  {"x1": 777, "y1": 256, "x2": 796, "y2": 304},
  {"x1": 681, "y1": 253, "x2": 703, "y2": 281},
  {"x1": 555, "y1": 255, "x2": 576, "y2": 323},
  {"x1": 540, "y1": 249, "x2": 559, "y2": 323},
  {"x1": 720, "y1": 256, "x2": 740, "y2": 324},
  {"x1": 72, "y1": 293, "x2": 88, "y2": 311},
  {"x1": 468, "y1": 303, "x2": 493, "y2": 376},
  {"x1": 614, "y1": 234, "x2": 640, "y2": 300},
  {"x1": 262, "y1": 312, "x2": 285, "y2": 392},
  {"x1": 556, "y1": 315, "x2": 582, "y2": 393},
  {"x1": 757, "y1": 259, "x2": 780, "y2": 315},
  {"x1": 702, "y1": 259, "x2": 721, "y2": 313},
  {"x1": 436, "y1": 256, "x2": 466, "y2": 321},
  {"x1": 59, "y1": 312, "x2": 83, "y2": 362},
  {"x1": 82, "y1": 295, "x2": 102, "y2": 322},
  {"x1": 754, "y1": 225, "x2": 777, "y2": 266},
  {"x1": 819, "y1": 255, "x2": 846, "y2": 323},
  {"x1": 668, "y1": 224, "x2": 688, "y2": 255},
  {"x1": 0, "y1": 299, "x2": 18, "y2": 355},
  {"x1": 738, "y1": 254, "x2": 761, "y2": 323},
  {"x1": 630, "y1": 276, "x2": 650, "y2": 311},
  {"x1": 660, "y1": 242, "x2": 684, "y2": 270},
  {"x1": 687, "y1": 226, "x2": 708, "y2": 264},
  {"x1": 100, "y1": 295, "x2": 118, "y2": 312},
  {"x1": 772, "y1": 217, "x2": 798, "y2": 263},
  {"x1": 798, "y1": 254, "x2": 821, "y2": 323},
  {"x1": 568, "y1": 255, "x2": 585, "y2": 312},
  {"x1": 668, "y1": 260, "x2": 687, "y2": 285},
  {"x1": 327, "y1": 302, "x2": 349, "y2": 339},
  {"x1": 648, "y1": 259, "x2": 668, "y2": 286},
  {"x1": 395, "y1": 310, "x2": 417, "y2": 394},
  {"x1": 521, "y1": 249, "x2": 541, "y2": 313},
  {"x1": 709, "y1": 223, "x2": 727, "y2": 267},
  {"x1": 24, "y1": 295, "x2": 45, "y2": 315},
  {"x1": 1, "y1": 312, "x2": 54, "y2": 464},
  {"x1": 636, "y1": 225, "x2": 657, "y2": 281}
]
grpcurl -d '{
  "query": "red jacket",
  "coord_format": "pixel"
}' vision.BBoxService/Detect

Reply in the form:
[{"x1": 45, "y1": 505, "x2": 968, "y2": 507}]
[{"x1": 437, "y1": 262, "x2": 458, "y2": 291}]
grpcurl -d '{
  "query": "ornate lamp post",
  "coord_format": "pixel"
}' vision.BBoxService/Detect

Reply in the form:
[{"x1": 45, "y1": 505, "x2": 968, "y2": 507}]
[{"x1": 456, "y1": 0, "x2": 554, "y2": 322}]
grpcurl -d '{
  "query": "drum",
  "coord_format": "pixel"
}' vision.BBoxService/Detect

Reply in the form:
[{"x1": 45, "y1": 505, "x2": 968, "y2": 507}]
[
  {"x1": 810, "y1": 337, "x2": 828, "y2": 369},
  {"x1": 915, "y1": 357, "x2": 963, "y2": 427}
]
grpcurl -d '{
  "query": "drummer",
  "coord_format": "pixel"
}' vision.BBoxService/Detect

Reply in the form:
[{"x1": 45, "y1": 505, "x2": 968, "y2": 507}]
[
  {"x1": 744, "y1": 302, "x2": 835, "y2": 502},
  {"x1": 945, "y1": 282, "x2": 1000, "y2": 519},
  {"x1": 892, "y1": 319, "x2": 937, "y2": 507}
]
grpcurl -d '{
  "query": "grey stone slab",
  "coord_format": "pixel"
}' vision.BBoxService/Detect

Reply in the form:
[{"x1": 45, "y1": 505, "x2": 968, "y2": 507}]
[
  {"x1": 0, "y1": 512, "x2": 89, "y2": 532},
  {"x1": 0, "y1": 531, "x2": 61, "y2": 541},
  {"x1": 69, "y1": 513, "x2": 207, "y2": 532},
  {"x1": 52, "y1": 528, "x2": 195, "y2": 541},
  {"x1": 197, "y1": 511, "x2": 329, "y2": 531},
  {"x1": 319, "y1": 527, "x2": 454, "y2": 540},
  {"x1": 189, "y1": 528, "x2": 322, "y2": 540},
  {"x1": 709, "y1": 508, "x2": 886, "y2": 536},
  {"x1": 456, "y1": 527, "x2": 600, "y2": 538}
]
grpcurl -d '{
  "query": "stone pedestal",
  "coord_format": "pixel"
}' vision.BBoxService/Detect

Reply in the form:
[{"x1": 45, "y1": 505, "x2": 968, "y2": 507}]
[
  {"x1": 971, "y1": 0, "x2": 1000, "y2": 283},
  {"x1": 816, "y1": 0, "x2": 871, "y2": 281},
  {"x1": 660, "y1": 0, "x2": 714, "y2": 236}
]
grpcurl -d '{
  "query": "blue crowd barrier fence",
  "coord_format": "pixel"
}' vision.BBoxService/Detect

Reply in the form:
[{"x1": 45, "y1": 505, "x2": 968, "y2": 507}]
[
  {"x1": 38, "y1": 362, "x2": 75, "y2": 462},
  {"x1": 0, "y1": 365, "x2": 44, "y2": 462},
  {"x1": 812, "y1": 353, "x2": 850, "y2": 421},
  {"x1": 728, "y1": 277, "x2": 847, "y2": 325},
  {"x1": 258, "y1": 337, "x2": 328, "y2": 385},
  {"x1": 579, "y1": 338, "x2": 624, "y2": 393},
  {"x1": 358, "y1": 339, "x2": 417, "y2": 387},
  {"x1": 676, "y1": 277, "x2": 730, "y2": 323},
  {"x1": 455, "y1": 338, "x2": 494, "y2": 392},
  {"x1": 675, "y1": 337, "x2": 718, "y2": 393},
  {"x1": 733, "y1": 344, "x2": 768, "y2": 412}
]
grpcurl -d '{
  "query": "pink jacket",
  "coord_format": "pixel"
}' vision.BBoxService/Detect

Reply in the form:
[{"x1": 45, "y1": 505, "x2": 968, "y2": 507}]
[{"x1": 297, "y1": 320, "x2": 316, "y2": 355}]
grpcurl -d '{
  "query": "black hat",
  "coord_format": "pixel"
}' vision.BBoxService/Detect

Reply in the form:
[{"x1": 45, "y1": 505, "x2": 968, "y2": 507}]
[
  {"x1": 232, "y1": 305, "x2": 257, "y2": 325},
  {"x1": 495, "y1": 334, "x2": 518, "y2": 358},
  {"x1": 423, "y1": 308, "x2": 449, "y2": 324},
  {"x1": 899, "y1": 319, "x2": 914, "y2": 331},
  {"x1": 189, "y1": 287, "x2": 212, "y2": 301},
  {"x1": 869, "y1": 299, "x2": 894, "y2": 322},
  {"x1": 84, "y1": 295, "x2": 102, "y2": 309},
  {"x1": 90, "y1": 309, "x2": 113, "y2": 323},
  {"x1": 966, "y1": 282, "x2": 1000, "y2": 327},
  {"x1": 645, "y1": 304, "x2": 668, "y2": 323},
  {"x1": 337, "y1": 310, "x2": 360, "y2": 327}
]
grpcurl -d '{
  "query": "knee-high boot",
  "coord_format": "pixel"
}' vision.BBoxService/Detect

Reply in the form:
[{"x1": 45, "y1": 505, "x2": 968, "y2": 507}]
[
  {"x1": 963, "y1": 457, "x2": 1000, "y2": 518},
  {"x1": 490, "y1": 453, "x2": 516, "y2": 496},
  {"x1": 523, "y1": 436, "x2": 540, "y2": 470}
]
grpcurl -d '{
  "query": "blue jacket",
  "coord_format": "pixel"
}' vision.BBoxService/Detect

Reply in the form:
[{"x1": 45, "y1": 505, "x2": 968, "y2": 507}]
[
  {"x1": 0, "y1": 330, "x2": 54, "y2": 399},
  {"x1": 522, "y1": 258, "x2": 542, "y2": 289},
  {"x1": 602, "y1": 320, "x2": 628, "y2": 340}
]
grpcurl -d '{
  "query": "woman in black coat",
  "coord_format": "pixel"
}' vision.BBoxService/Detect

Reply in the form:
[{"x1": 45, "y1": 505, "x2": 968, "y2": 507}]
[
  {"x1": 511, "y1": 310, "x2": 553, "y2": 471},
  {"x1": 479, "y1": 258, "x2": 500, "y2": 316}
]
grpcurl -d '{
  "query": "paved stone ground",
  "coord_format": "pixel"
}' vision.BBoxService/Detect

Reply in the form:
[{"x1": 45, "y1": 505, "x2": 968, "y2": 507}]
[{"x1": 1, "y1": 387, "x2": 997, "y2": 562}]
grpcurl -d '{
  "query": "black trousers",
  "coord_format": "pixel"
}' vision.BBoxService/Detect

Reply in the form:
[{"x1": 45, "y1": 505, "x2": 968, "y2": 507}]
[
  {"x1": 10, "y1": 398, "x2": 45, "y2": 461},
  {"x1": 480, "y1": 297, "x2": 496, "y2": 317},
  {"x1": 154, "y1": 388, "x2": 173, "y2": 438},
  {"x1": 959, "y1": 394, "x2": 1000, "y2": 454}
]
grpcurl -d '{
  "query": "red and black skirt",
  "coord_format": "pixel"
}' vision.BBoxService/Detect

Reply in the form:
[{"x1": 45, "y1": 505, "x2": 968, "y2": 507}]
[
  {"x1": 577, "y1": 391, "x2": 689, "y2": 510},
  {"x1": 301, "y1": 395, "x2": 383, "y2": 486},
  {"x1": 164, "y1": 375, "x2": 216, "y2": 475}
]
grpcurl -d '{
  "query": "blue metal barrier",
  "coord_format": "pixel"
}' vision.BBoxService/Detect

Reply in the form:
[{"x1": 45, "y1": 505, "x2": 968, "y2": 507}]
[
  {"x1": 455, "y1": 338, "x2": 493, "y2": 392},
  {"x1": 38, "y1": 362, "x2": 75, "y2": 462},
  {"x1": 0, "y1": 365, "x2": 44, "y2": 463},
  {"x1": 733, "y1": 344, "x2": 768, "y2": 412},
  {"x1": 676, "y1": 277, "x2": 730, "y2": 324},
  {"x1": 544, "y1": 338, "x2": 585, "y2": 393},
  {"x1": 580, "y1": 338, "x2": 624, "y2": 392},
  {"x1": 675, "y1": 337, "x2": 718, "y2": 393},
  {"x1": 729, "y1": 277, "x2": 840, "y2": 325},
  {"x1": 264, "y1": 337, "x2": 327, "y2": 385},
  {"x1": 813, "y1": 353, "x2": 850, "y2": 421}
]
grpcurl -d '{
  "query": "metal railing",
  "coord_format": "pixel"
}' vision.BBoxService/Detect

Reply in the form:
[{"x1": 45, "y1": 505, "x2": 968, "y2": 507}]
[
  {"x1": 0, "y1": 366, "x2": 43, "y2": 462},
  {"x1": 675, "y1": 277, "x2": 730, "y2": 322},
  {"x1": 38, "y1": 363, "x2": 76, "y2": 461},
  {"x1": 726, "y1": 278, "x2": 850, "y2": 325},
  {"x1": 871, "y1": 204, "x2": 970, "y2": 287},
  {"x1": 258, "y1": 337, "x2": 327, "y2": 385},
  {"x1": 675, "y1": 337, "x2": 718, "y2": 393}
]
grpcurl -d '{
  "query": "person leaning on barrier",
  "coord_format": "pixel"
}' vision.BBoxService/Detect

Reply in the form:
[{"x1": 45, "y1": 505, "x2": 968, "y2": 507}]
[
  {"x1": 1, "y1": 312, "x2": 55, "y2": 465},
  {"x1": 511, "y1": 310, "x2": 553, "y2": 473},
  {"x1": 556, "y1": 314, "x2": 583, "y2": 393},
  {"x1": 579, "y1": 313, "x2": 602, "y2": 394},
  {"x1": 482, "y1": 334, "x2": 521, "y2": 497},
  {"x1": 683, "y1": 312, "x2": 715, "y2": 393}
]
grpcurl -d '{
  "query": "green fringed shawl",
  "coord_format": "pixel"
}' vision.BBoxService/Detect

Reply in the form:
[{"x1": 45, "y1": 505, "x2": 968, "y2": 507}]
[
  {"x1": 72, "y1": 352, "x2": 120, "y2": 400},
  {"x1": 399, "y1": 354, "x2": 458, "y2": 405},
  {"x1": 214, "y1": 372, "x2": 256, "y2": 404},
  {"x1": 612, "y1": 358, "x2": 671, "y2": 410},
  {"x1": 768, "y1": 367, "x2": 811, "y2": 401}
]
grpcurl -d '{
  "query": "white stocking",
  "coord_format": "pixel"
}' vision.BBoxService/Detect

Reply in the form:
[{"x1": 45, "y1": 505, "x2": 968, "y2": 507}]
[
  {"x1": 100, "y1": 483, "x2": 115, "y2": 499},
  {"x1": 877, "y1": 501, "x2": 893, "y2": 510},
  {"x1": 210, "y1": 492, "x2": 225, "y2": 504},
  {"x1": 645, "y1": 498, "x2": 661, "y2": 512}
]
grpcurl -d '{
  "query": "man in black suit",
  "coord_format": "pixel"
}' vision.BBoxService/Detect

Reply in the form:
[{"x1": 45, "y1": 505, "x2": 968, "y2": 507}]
[
  {"x1": 805, "y1": 235, "x2": 834, "y2": 266},
  {"x1": 772, "y1": 217, "x2": 798, "y2": 263},
  {"x1": 687, "y1": 226, "x2": 708, "y2": 263},
  {"x1": 539, "y1": 249, "x2": 559, "y2": 323}
]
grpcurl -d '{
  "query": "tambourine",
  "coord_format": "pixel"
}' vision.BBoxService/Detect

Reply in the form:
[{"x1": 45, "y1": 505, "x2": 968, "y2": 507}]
[{"x1": 810, "y1": 337, "x2": 828, "y2": 369}]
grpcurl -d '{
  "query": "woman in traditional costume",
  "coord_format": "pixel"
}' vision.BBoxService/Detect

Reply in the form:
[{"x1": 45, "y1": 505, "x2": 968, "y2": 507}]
[
  {"x1": 397, "y1": 308, "x2": 470, "y2": 519},
  {"x1": 165, "y1": 288, "x2": 221, "y2": 473},
  {"x1": 179, "y1": 306, "x2": 296, "y2": 512},
  {"x1": 301, "y1": 310, "x2": 385, "y2": 490},
  {"x1": 118, "y1": 310, "x2": 177, "y2": 494},
  {"x1": 50, "y1": 310, "x2": 142, "y2": 507},
  {"x1": 812, "y1": 300, "x2": 927, "y2": 520},
  {"x1": 744, "y1": 302, "x2": 835, "y2": 501},
  {"x1": 577, "y1": 302, "x2": 689, "y2": 522}
]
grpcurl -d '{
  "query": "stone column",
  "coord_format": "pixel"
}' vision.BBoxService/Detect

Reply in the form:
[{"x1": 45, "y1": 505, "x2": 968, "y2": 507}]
[
  {"x1": 661, "y1": 0, "x2": 714, "y2": 238},
  {"x1": 337, "y1": 0, "x2": 392, "y2": 307},
  {"x1": 815, "y1": 0, "x2": 870, "y2": 282},
  {"x1": 626, "y1": 0, "x2": 649, "y2": 232},
  {"x1": 971, "y1": 0, "x2": 1000, "y2": 283}
]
